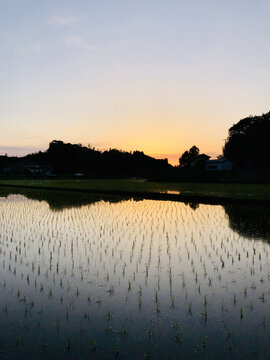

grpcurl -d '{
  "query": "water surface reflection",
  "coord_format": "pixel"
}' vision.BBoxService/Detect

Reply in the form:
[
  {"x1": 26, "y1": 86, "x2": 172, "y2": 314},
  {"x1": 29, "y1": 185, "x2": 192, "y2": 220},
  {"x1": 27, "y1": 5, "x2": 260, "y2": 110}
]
[{"x1": 0, "y1": 188, "x2": 269, "y2": 359}]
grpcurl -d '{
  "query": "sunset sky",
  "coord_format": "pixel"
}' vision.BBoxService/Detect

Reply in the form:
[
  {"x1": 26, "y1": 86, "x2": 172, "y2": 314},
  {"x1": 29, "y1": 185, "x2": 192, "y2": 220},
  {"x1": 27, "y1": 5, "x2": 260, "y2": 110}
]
[{"x1": 1, "y1": 0, "x2": 270, "y2": 164}]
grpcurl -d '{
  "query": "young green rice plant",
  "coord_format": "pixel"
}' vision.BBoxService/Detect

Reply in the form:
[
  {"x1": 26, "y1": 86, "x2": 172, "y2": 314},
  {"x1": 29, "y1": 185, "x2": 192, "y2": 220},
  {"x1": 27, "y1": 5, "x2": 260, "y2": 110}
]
[
  {"x1": 171, "y1": 295, "x2": 175, "y2": 309},
  {"x1": 90, "y1": 339, "x2": 96, "y2": 352},
  {"x1": 107, "y1": 310, "x2": 112, "y2": 321},
  {"x1": 143, "y1": 350, "x2": 151, "y2": 360},
  {"x1": 200, "y1": 306, "x2": 208, "y2": 325},
  {"x1": 156, "y1": 301, "x2": 160, "y2": 316},
  {"x1": 138, "y1": 296, "x2": 142, "y2": 309},
  {"x1": 188, "y1": 303, "x2": 192, "y2": 316},
  {"x1": 66, "y1": 338, "x2": 71, "y2": 351},
  {"x1": 107, "y1": 285, "x2": 114, "y2": 295},
  {"x1": 113, "y1": 344, "x2": 120, "y2": 358}
]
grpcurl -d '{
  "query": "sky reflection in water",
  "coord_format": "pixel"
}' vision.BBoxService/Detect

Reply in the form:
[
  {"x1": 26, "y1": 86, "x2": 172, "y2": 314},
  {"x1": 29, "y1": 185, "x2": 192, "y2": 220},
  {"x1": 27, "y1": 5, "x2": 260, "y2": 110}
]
[{"x1": 0, "y1": 189, "x2": 269, "y2": 359}]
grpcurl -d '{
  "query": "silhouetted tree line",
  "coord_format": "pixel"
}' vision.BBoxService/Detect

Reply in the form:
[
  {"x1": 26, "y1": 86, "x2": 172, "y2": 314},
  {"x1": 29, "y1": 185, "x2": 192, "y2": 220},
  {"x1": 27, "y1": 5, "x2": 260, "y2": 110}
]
[
  {"x1": 0, "y1": 111, "x2": 269, "y2": 181},
  {"x1": 0, "y1": 140, "x2": 171, "y2": 177},
  {"x1": 172, "y1": 111, "x2": 270, "y2": 182}
]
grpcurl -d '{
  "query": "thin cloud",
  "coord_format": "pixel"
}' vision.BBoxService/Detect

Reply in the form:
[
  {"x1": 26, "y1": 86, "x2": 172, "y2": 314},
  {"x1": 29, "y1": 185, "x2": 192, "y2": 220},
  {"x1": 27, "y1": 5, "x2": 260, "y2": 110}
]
[
  {"x1": 49, "y1": 16, "x2": 75, "y2": 26},
  {"x1": 65, "y1": 36, "x2": 96, "y2": 50}
]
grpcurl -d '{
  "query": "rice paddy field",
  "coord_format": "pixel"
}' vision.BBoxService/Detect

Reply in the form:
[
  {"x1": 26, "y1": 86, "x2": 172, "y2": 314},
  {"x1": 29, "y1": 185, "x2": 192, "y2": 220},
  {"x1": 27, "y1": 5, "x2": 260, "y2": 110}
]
[{"x1": 0, "y1": 188, "x2": 270, "y2": 359}]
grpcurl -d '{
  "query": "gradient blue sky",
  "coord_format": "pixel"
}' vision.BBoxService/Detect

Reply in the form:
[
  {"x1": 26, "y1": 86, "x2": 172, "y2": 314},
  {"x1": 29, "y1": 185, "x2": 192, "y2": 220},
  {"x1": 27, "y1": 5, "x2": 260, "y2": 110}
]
[{"x1": 1, "y1": 0, "x2": 270, "y2": 164}]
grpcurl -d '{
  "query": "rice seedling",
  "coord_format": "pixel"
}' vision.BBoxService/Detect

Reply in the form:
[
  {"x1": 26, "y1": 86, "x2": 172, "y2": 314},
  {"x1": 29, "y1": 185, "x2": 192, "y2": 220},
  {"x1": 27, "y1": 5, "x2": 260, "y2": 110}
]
[
  {"x1": 188, "y1": 303, "x2": 192, "y2": 316},
  {"x1": 90, "y1": 339, "x2": 96, "y2": 352},
  {"x1": 113, "y1": 344, "x2": 120, "y2": 358},
  {"x1": 66, "y1": 338, "x2": 71, "y2": 351}
]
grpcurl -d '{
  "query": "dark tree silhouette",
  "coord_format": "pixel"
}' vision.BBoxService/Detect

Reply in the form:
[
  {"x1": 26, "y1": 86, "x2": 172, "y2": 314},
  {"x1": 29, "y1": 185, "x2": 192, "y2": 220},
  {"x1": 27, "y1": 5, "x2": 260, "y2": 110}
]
[
  {"x1": 179, "y1": 145, "x2": 199, "y2": 167},
  {"x1": 223, "y1": 111, "x2": 270, "y2": 171},
  {"x1": 20, "y1": 140, "x2": 171, "y2": 177},
  {"x1": 224, "y1": 204, "x2": 270, "y2": 241}
]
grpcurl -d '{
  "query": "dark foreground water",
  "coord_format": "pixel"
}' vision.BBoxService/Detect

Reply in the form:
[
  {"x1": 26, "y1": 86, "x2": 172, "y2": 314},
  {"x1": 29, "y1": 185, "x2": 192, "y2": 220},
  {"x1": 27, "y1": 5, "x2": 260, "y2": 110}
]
[{"x1": 0, "y1": 188, "x2": 269, "y2": 359}]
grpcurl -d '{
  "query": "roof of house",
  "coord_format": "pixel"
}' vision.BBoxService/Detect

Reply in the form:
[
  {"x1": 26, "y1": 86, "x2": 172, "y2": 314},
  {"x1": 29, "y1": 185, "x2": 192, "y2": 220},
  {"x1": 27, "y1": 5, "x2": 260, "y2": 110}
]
[{"x1": 197, "y1": 154, "x2": 211, "y2": 159}]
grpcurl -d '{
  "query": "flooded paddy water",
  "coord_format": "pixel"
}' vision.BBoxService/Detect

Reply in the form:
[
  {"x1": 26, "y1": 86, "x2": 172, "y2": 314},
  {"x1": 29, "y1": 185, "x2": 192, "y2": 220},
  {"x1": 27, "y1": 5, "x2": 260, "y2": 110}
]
[{"x1": 0, "y1": 188, "x2": 269, "y2": 359}]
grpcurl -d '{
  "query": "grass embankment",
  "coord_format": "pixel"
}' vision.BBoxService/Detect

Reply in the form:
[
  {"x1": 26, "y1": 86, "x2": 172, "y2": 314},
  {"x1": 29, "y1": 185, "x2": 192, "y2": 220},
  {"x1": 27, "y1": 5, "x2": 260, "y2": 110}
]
[{"x1": 0, "y1": 179, "x2": 269, "y2": 202}]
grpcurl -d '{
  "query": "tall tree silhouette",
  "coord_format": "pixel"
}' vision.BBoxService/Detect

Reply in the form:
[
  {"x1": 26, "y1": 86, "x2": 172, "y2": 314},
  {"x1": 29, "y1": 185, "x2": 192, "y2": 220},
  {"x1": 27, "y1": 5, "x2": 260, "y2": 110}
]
[
  {"x1": 223, "y1": 111, "x2": 270, "y2": 171},
  {"x1": 179, "y1": 145, "x2": 199, "y2": 167}
]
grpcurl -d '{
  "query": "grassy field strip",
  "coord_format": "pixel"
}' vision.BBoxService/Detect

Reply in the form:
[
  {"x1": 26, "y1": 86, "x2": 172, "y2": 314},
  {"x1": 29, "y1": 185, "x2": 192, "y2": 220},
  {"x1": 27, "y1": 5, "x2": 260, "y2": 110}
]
[{"x1": 0, "y1": 179, "x2": 269, "y2": 202}]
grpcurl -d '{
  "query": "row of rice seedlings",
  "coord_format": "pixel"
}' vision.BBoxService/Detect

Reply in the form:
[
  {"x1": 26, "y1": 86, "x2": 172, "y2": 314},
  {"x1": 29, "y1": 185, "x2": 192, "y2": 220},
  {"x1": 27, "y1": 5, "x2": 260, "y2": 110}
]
[{"x1": 0, "y1": 194, "x2": 269, "y2": 357}]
